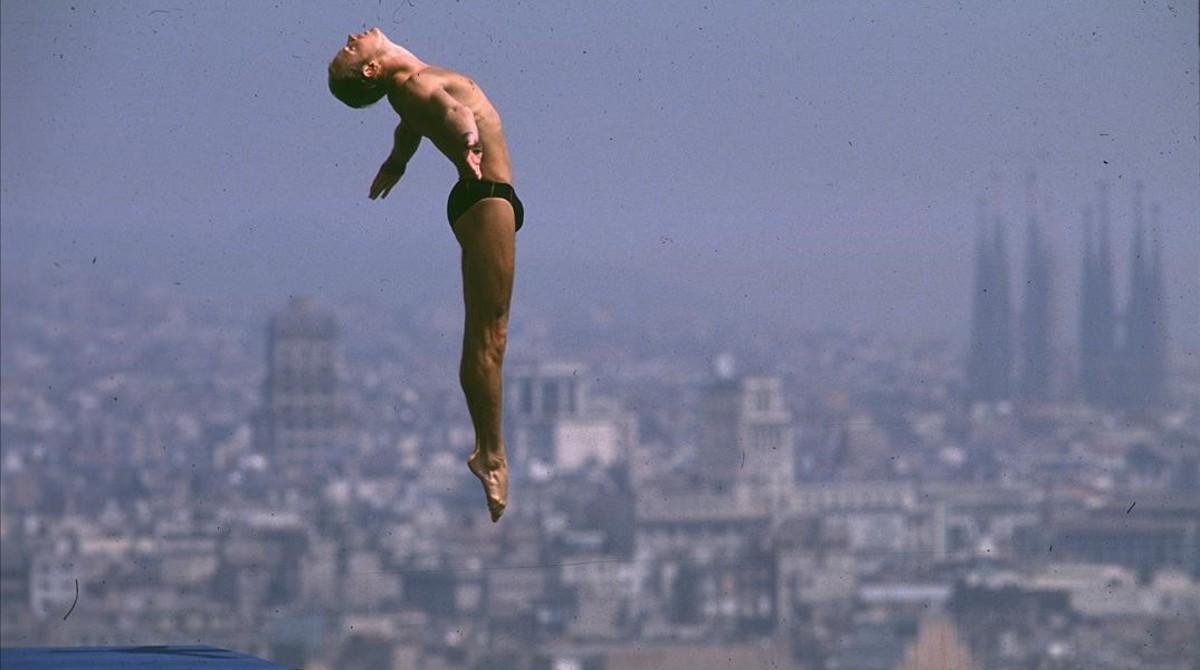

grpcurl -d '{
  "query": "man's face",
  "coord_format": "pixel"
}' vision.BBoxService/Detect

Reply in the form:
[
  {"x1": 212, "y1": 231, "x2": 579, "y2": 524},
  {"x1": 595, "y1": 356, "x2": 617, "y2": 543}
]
[{"x1": 334, "y1": 27, "x2": 388, "y2": 70}]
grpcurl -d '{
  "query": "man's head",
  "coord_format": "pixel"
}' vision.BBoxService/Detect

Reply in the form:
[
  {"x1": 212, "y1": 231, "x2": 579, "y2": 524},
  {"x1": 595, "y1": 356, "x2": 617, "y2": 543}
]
[{"x1": 328, "y1": 28, "x2": 391, "y2": 108}]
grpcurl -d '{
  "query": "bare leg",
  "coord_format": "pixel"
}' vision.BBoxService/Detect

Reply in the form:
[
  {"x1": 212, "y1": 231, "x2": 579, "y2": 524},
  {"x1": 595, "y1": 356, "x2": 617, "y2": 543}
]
[{"x1": 452, "y1": 197, "x2": 516, "y2": 522}]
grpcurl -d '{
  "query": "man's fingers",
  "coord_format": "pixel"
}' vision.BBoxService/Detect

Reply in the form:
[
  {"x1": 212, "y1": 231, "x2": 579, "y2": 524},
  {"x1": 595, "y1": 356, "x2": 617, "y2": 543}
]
[
  {"x1": 369, "y1": 172, "x2": 388, "y2": 199},
  {"x1": 369, "y1": 172, "x2": 400, "y2": 200},
  {"x1": 464, "y1": 151, "x2": 483, "y2": 180}
]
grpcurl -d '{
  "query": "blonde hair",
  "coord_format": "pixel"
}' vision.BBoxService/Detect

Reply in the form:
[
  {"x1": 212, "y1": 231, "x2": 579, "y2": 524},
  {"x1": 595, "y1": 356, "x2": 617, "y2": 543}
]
[{"x1": 327, "y1": 57, "x2": 386, "y2": 109}]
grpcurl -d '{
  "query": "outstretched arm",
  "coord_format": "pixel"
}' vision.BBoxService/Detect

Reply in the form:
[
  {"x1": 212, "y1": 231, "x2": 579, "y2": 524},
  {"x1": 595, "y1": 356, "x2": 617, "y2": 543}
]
[
  {"x1": 387, "y1": 122, "x2": 422, "y2": 169},
  {"x1": 369, "y1": 122, "x2": 421, "y2": 200}
]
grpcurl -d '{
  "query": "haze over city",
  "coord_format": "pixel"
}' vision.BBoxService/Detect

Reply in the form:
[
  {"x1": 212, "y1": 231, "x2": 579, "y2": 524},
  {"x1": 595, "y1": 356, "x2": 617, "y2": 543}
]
[
  {"x1": 2, "y1": 1, "x2": 1196, "y2": 342},
  {"x1": 2, "y1": 2, "x2": 1199, "y2": 669}
]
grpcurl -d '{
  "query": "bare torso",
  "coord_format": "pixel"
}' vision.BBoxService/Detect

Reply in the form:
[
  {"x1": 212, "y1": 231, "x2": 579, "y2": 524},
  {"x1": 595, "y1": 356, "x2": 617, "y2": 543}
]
[{"x1": 387, "y1": 66, "x2": 514, "y2": 184}]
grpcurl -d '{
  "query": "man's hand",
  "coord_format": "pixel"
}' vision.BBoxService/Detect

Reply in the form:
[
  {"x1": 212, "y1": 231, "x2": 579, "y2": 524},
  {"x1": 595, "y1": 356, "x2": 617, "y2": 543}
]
[
  {"x1": 369, "y1": 162, "x2": 404, "y2": 200},
  {"x1": 463, "y1": 132, "x2": 483, "y2": 180}
]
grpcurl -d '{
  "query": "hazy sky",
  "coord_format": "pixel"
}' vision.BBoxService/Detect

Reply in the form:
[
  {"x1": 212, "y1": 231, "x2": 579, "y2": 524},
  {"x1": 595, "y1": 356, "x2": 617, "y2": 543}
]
[{"x1": 2, "y1": 1, "x2": 1196, "y2": 344}]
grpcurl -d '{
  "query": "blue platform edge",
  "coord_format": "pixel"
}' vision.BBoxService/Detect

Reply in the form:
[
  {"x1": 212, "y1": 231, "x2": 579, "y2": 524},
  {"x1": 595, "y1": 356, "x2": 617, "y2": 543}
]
[{"x1": 0, "y1": 645, "x2": 297, "y2": 669}]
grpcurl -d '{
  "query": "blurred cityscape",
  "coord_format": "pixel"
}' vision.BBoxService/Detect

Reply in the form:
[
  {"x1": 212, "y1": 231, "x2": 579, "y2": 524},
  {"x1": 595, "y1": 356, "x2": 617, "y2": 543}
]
[{"x1": 2, "y1": 182, "x2": 1198, "y2": 669}]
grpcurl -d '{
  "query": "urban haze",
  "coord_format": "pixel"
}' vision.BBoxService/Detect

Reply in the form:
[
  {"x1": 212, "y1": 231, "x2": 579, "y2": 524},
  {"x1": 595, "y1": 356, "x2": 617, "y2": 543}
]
[{"x1": 1, "y1": 1, "x2": 1198, "y2": 669}]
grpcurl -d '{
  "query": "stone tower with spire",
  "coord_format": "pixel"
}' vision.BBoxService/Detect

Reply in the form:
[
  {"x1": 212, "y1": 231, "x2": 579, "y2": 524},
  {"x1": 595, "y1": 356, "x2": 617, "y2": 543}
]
[
  {"x1": 967, "y1": 197, "x2": 1014, "y2": 403},
  {"x1": 1019, "y1": 171, "x2": 1054, "y2": 402}
]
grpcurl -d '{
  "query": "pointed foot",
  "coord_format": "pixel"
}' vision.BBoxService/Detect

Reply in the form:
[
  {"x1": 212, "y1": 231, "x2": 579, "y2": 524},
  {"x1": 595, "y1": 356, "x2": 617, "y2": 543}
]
[{"x1": 468, "y1": 449, "x2": 508, "y2": 522}]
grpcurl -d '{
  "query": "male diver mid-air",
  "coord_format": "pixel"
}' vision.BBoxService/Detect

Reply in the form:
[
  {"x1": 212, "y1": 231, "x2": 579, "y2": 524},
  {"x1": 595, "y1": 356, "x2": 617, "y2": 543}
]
[{"x1": 329, "y1": 28, "x2": 522, "y2": 521}]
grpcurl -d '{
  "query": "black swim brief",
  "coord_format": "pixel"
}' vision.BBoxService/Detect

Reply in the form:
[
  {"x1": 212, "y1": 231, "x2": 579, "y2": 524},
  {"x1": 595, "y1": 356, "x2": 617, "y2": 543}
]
[{"x1": 446, "y1": 179, "x2": 524, "y2": 232}]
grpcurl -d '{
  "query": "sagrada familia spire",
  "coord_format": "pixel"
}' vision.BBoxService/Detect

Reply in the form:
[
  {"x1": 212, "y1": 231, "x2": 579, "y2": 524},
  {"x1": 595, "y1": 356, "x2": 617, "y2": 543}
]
[
  {"x1": 967, "y1": 195, "x2": 1014, "y2": 403},
  {"x1": 968, "y1": 172, "x2": 1054, "y2": 404},
  {"x1": 1080, "y1": 181, "x2": 1169, "y2": 410},
  {"x1": 1019, "y1": 171, "x2": 1054, "y2": 402},
  {"x1": 968, "y1": 176, "x2": 1168, "y2": 410}
]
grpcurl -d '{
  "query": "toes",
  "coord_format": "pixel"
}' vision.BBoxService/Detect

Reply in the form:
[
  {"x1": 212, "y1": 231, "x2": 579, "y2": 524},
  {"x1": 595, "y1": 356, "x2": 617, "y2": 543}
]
[{"x1": 489, "y1": 500, "x2": 506, "y2": 522}]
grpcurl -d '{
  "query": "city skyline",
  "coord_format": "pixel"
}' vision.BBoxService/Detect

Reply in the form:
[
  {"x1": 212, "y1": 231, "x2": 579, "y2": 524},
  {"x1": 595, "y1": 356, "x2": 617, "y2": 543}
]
[
  {"x1": 3, "y1": 271, "x2": 1197, "y2": 667},
  {"x1": 2, "y1": 2, "x2": 1197, "y2": 667}
]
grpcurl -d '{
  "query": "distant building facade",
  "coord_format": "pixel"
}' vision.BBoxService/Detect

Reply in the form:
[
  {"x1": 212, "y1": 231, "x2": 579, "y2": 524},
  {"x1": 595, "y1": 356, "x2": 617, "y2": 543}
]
[
  {"x1": 506, "y1": 361, "x2": 637, "y2": 474},
  {"x1": 259, "y1": 296, "x2": 349, "y2": 464},
  {"x1": 698, "y1": 371, "x2": 794, "y2": 498}
]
